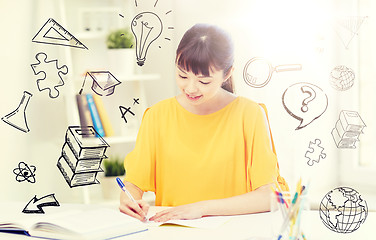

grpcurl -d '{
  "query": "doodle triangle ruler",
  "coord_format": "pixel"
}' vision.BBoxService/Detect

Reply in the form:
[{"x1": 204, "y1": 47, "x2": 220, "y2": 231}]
[
  {"x1": 32, "y1": 18, "x2": 88, "y2": 50},
  {"x1": 335, "y1": 16, "x2": 367, "y2": 49}
]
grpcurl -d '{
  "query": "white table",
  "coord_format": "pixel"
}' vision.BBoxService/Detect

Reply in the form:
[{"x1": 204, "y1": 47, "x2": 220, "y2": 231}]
[{"x1": 0, "y1": 202, "x2": 374, "y2": 240}]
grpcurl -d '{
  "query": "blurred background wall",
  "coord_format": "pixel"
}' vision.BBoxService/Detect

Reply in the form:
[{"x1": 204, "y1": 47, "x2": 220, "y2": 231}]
[{"x1": 0, "y1": 0, "x2": 375, "y2": 210}]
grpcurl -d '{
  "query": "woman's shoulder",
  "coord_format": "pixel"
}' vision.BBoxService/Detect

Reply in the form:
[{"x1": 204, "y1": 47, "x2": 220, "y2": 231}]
[
  {"x1": 149, "y1": 97, "x2": 175, "y2": 110},
  {"x1": 236, "y1": 97, "x2": 272, "y2": 126},
  {"x1": 232, "y1": 96, "x2": 268, "y2": 122},
  {"x1": 235, "y1": 96, "x2": 262, "y2": 112},
  {"x1": 143, "y1": 97, "x2": 176, "y2": 116}
]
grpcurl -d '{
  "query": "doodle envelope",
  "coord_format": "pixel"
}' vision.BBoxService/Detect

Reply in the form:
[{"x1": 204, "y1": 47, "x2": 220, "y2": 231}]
[{"x1": 86, "y1": 71, "x2": 121, "y2": 96}]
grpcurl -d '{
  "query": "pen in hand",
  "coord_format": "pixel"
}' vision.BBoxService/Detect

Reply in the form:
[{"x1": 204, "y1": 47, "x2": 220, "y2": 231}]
[{"x1": 116, "y1": 177, "x2": 147, "y2": 221}]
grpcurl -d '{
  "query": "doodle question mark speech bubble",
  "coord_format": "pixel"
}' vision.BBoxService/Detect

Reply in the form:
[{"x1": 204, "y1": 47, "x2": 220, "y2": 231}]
[
  {"x1": 282, "y1": 82, "x2": 328, "y2": 130},
  {"x1": 300, "y1": 85, "x2": 316, "y2": 112}
]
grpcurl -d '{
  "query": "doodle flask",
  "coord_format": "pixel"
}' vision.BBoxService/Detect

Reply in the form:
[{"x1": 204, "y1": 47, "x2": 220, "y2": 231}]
[{"x1": 2, "y1": 91, "x2": 32, "y2": 133}]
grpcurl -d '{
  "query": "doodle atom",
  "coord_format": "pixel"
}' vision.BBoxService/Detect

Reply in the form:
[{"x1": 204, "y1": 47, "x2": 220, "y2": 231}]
[{"x1": 13, "y1": 161, "x2": 36, "y2": 183}]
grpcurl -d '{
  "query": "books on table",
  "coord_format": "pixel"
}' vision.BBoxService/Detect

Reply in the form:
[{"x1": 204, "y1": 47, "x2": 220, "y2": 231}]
[
  {"x1": 0, "y1": 205, "x2": 238, "y2": 240},
  {"x1": 0, "y1": 208, "x2": 147, "y2": 240}
]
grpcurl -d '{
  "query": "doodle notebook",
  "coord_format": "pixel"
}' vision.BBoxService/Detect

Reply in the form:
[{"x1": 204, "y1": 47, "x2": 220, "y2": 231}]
[{"x1": 0, "y1": 208, "x2": 147, "y2": 240}]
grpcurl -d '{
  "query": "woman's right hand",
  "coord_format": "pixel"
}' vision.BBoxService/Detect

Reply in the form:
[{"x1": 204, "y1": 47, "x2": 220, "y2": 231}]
[{"x1": 119, "y1": 190, "x2": 149, "y2": 221}]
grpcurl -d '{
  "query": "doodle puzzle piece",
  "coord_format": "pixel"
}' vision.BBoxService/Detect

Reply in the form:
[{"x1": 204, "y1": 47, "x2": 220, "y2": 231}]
[
  {"x1": 305, "y1": 139, "x2": 326, "y2": 166},
  {"x1": 31, "y1": 52, "x2": 68, "y2": 98}
]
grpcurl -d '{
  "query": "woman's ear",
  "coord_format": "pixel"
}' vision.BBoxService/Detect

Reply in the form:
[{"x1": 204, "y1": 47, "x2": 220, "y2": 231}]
[{"x1": 224, "y1": 66, "x2": 234, "y2": 82}]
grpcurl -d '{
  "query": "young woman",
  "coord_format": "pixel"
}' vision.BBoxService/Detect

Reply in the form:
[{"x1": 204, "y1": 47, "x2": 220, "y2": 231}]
[{"x1": 119, "y1": 23, "x2": 288, "y2": 222}]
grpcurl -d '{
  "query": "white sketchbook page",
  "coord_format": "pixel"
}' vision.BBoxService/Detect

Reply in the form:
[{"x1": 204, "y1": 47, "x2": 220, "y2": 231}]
[
  {"x1": 146, "y1": 207, "x2": 234, "y2": 229},
  {"x1": 36, "y1": 208, "x2": 145, "y2": 234},
  {"x1": 0, "y1": 209, "x2": 82, "y2": 231}
]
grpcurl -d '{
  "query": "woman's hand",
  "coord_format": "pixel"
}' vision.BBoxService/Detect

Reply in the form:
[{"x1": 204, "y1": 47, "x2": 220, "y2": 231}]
[
  {"x1": 149, "y1": 202, "x2": 207, "y2": 222},
  {"x1": 119, "y1": 190, "x2": 149, "y2": 221},
  {"x1": 149, "y1": 184, "x2": 274, "y2": 222}
]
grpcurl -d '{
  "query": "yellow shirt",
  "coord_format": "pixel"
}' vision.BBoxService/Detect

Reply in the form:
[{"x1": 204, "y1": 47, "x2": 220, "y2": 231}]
[{"x1": 124, "y1": 96, "x2": 288, "y2": 206}]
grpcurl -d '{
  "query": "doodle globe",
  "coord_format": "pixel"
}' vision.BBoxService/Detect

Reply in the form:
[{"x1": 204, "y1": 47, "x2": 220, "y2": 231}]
[
  {"x1": 329, "y1": 65, "x2": 355, "y2": 91},
  {"x1": 319, "y1": 187, "x2": 368, "y2": 233}
]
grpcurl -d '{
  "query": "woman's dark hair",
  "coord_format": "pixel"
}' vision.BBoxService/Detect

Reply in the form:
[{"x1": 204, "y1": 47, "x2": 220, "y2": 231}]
[{"x1": 175, "y1": 23, "x2": 235, "y2": 93}]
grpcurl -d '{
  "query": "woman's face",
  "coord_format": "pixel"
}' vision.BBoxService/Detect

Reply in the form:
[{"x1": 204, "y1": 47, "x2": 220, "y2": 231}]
[{"x1": 176, "y1": 64, "x2": 227, "y2": 105}]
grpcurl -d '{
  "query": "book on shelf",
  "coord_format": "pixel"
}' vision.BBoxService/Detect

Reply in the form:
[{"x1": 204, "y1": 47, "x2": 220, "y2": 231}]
[
  {"x1": 0, "y1": 208, "x2": 148, "y2": 240},
  {"x1": 86, "y1": 93, "x2": 105, "y2": 137},
  {"x1": 93, "y1": 94, "x2": 115, "y2": 137},
  {"x1": 75, "y1": 94, "x2": 94, "y2": 129}
]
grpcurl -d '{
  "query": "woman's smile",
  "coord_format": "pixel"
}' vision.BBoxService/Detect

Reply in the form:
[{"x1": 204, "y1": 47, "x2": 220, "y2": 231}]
[{"x1": 186, "y1": 93, "x2": 202, "y2": 101}]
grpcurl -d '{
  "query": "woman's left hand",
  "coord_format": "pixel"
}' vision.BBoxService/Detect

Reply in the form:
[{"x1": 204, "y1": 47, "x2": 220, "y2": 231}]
[{"x1": 149, "y1": 202, "x2": 207, "y2": 222}]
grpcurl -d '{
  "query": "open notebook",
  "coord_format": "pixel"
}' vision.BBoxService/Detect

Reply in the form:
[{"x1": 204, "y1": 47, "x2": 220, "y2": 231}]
[
  {"x1": 145, "y1": 207, "x2": 234, "y2": 229},
  {"x1": 0, "y1": 208, "x2": 147, "y2": 240},
  {"x1": 148, "y1": 216, "x2": 233, "y2": 229}
]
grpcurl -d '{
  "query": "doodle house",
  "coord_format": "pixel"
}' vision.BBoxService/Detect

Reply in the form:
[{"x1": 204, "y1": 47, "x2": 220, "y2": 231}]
[{"x1": 57, "y1": 126, "x2": 109, "y2": 188}]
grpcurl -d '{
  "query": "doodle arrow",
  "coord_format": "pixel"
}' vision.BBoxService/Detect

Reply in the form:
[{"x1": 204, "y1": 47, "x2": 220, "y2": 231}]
[{"x1": 22, "y1": 193, "x2": 60, "y2": 214}]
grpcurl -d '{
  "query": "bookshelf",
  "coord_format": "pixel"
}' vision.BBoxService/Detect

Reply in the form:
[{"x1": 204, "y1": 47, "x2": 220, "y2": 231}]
[
  {"x1": 58, "y1": 0, "x2": 161, "y2": 204},
  {"x1": 60, "y1": 0, "x2": 160, "y2": 145},
  {"x1": 66, "y1": 72, "x2": 160, "y2": 145}
]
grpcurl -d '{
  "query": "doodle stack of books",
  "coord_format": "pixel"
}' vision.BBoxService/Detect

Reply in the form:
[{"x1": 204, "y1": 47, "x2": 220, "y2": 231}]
[
  {"x1": 57, "y1": 126, "x2": 110, "y2": 187},
  {"x1": 331, "y1": 110, "x2": 366, "y2": 149}
]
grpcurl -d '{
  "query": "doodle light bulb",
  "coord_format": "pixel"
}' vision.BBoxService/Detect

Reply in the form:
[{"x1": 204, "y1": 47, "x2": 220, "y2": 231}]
[{"x1": 131, "y1": 12, "x2": 162, "y2": 66}]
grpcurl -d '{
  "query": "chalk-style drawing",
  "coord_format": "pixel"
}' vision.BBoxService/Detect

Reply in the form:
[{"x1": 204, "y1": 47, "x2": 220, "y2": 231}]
[
  {"x1": 22, "y1": 193, "x2": 60, "y2": 214},
  {"x1": 130, "y1": 0, "x2": 173, "y2": 52},
  {"x1": 334, "y1": 16, "x2": 367, "y2": 50},
  {"x1": 282, "y1": 82, "x2": 328, "y2": 130},
  {"x1": 329, "y1": 65, "x2": 355, "y2": 91},
  {"x1": 305, "y1": 139, "x2": 326, "y2": 166},
  {"x1": 57, "y1": 126, "x2": 110, "y2": 188},
  {"x1": 134, "y1": 0, "x2": 160, "y2": 8},
  {"x1": 331, "y1": 110, "x2": 365, "y2": 149},
  {"x1": 243, "y1": 57, "x2": 302, "y2": 88},
  {"x1": 133, "y1": 98, "x2": 140, "y2": 105},
  {"x1": 131, "y1": 12, "x2": 163, "y2": 66},
  {"x1": 119, "y1": 106, "x2": 135, "y2": 124},
  {"x1": 32, "y1": 18, "x2": 88, "y2": 50},
  {"x1": 31, "y1": 52, "x2": 68, "y2": 98},
  {"x1": 320, "y1": 187, "x2": 368, "y2": 233},
  {"x1": 79, "y1": 71, "x2": 121, "y2": 96},
  {"x1": 13, "y1": 162, "x2": 37, "y2": 183},
  {"x1": 2, "y1": 91, "x2": 32, "y2": 133}
]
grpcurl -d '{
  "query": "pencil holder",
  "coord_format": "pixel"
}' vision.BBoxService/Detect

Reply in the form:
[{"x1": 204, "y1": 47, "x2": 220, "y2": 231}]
[{"x1": 270, "y1": 191, "x2": 309, "y2": 240}]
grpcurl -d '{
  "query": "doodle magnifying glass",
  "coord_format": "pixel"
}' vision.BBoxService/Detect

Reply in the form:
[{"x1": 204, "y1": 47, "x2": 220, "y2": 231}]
[{"x1": 243, "y1": 57, "x2": 302, "y2": 88}]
